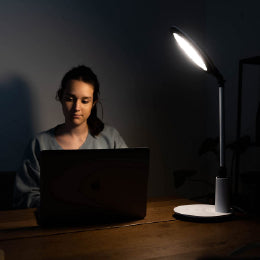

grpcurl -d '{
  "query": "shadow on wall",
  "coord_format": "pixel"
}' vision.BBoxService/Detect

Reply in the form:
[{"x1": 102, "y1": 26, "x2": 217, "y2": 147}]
[{"x1": 0, "y1": 75, "x2": 34, "y2": 171}]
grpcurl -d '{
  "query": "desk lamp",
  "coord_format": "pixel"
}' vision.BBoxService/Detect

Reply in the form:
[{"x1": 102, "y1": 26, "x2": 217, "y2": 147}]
[{"x1": 171, "y1": 26, "x2": 231, "y2": 218}]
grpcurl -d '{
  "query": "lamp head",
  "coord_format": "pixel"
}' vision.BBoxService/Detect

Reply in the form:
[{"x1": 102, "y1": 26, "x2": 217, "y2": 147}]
[{"x1": 170, "y1": 26, "x2": 224, "y2": 86}]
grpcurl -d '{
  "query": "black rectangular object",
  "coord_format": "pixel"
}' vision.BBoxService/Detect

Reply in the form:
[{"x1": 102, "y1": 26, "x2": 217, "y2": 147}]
[{"x1": 39, "y1": 148, "x2": 149, "y2": 226}]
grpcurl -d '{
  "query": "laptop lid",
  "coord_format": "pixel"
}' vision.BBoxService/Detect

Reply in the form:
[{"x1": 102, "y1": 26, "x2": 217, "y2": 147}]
[{"x1": 39, "y1": 148, "x2": 149, "y2": 226}]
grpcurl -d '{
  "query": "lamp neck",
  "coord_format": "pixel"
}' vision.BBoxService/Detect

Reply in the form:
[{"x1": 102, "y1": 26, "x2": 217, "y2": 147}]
[{"x1": 213, "y1": 67, "x2": 225, "y2": 87}]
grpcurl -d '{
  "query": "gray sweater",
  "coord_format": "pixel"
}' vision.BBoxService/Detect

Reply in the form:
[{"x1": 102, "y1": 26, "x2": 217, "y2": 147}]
[{"x1": 14, "y1": 125, "x2": 127, "y2": 208}]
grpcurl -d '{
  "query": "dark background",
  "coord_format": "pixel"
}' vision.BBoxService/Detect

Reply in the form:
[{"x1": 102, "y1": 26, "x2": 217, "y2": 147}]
[{"x1": 1, "y1": 0, "x2": 260, "y2": 202}]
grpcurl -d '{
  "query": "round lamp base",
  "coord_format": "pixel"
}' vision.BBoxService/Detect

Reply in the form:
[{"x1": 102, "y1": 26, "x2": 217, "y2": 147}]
[{"x1": 173, "y1": 204, "x2": 232, "y2": 218}]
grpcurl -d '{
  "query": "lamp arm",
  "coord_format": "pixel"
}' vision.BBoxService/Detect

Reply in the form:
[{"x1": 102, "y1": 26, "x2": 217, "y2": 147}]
[{"x1": 218, "y1": 83, "x2": 226, "y2": 178}]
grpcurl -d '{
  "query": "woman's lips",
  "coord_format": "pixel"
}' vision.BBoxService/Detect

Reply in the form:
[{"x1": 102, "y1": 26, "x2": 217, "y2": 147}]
[{"x1": 72, "y1": 114, "x2": 82, "y2": 118}]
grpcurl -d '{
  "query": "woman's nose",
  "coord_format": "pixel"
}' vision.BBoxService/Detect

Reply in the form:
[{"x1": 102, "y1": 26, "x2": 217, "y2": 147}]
[{"x1": 73, "y1": 99, "x2": 80, "y2": 110}]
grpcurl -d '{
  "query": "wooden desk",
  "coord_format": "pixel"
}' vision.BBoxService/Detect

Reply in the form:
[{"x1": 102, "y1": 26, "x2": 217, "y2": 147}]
[{"x1": 0, "y1": 198, "x2": 260, "y2": 259}]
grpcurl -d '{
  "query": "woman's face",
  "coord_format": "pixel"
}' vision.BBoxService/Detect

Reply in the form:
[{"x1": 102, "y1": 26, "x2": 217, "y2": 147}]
[{"x1": 61, "y1": 79, "x2": 95, "y2": 128}]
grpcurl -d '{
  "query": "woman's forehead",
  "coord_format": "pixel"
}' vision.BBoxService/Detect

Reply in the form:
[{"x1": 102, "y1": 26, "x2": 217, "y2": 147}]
[{"x1": 64, "y1": 80, "x2": 94, "y2": 96}]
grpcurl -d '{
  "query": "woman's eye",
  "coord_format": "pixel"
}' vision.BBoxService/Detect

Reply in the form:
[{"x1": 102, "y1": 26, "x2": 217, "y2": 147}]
[
  {"x1": 82, "y1": 100, "x2": 90, "y2": 104},
  {"x1": 63, "y1": 96, "x2": 74, "y2": 102}
]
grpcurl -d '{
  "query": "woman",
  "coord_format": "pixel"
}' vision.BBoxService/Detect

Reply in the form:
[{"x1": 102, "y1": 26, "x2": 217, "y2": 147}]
[{"x1": 14, "y1": 65, "x2": 127, "y2": 208}]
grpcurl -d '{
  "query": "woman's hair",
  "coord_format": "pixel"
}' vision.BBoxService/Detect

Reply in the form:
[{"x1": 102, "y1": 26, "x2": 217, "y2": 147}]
[{"x1": 56, "y1": 65, "x2": 104, "y2": 136}]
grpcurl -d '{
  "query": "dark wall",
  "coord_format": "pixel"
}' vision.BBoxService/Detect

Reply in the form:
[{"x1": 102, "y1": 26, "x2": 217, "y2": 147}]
[{"x1": 1, "y1": 0, "x2": 259, "y2": 199}]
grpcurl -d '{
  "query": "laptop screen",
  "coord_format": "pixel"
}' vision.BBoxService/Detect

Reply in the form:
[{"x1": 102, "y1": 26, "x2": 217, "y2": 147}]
[{"x1": 39, "y1": 148, "x2": 150, "y2": 226}]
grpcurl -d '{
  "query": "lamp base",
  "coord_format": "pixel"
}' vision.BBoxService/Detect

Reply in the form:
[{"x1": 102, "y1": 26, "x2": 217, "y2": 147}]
[{"x1": 174, "y1": 204, "x2": 232, "y2": 218}]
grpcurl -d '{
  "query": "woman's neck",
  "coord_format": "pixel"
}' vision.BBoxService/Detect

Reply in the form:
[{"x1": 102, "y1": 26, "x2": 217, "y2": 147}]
[
  {"x1": 55, "y1": 123, "x2": 89, "y2": 150},
  {"x1": 57, "y1": 123, "x2": 88, "y2": 137}
]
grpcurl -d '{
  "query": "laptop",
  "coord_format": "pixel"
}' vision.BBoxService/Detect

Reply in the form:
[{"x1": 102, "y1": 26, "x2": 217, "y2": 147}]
[{"x1": 39, "y1": 148, "x2": 149, "y2": 226}]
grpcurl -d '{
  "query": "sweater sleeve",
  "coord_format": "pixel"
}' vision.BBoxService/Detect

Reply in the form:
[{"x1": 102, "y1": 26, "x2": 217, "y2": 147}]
[{"x1": 13, "y1": 138, "x2": 41, "y2": 208}]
